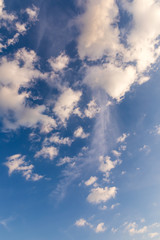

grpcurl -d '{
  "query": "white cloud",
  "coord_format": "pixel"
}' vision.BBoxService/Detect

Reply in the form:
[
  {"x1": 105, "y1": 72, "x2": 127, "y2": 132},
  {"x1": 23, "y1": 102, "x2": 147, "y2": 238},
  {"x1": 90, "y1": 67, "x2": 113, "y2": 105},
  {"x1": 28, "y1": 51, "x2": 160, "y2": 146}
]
[
  {"x1": 148, "y1": 232, "x2": 159, "y2": 238},
  {"x1": 117, "y1": 133, "x2": 129, "y2": 143},
  {"x1": 48, "y1": 52, "x2": 69, "y2": 72},
  {"x1": 139, "y1": 145, "x2": 151, "y2": 154},
  {"x1": 125, "y1": 222, "x2": 148, "y2": 235},
  {"x1": 0, "y1": 0, "x2": 16, "y2": 21},
  {"x1": 44, "y1": 133, "x2": 73, "y2": 146},
  {"x1": 87, "y1": 186, "x2": 117, "y2": 204},
  {"x1": 122, "y1": 0, "x2": 160, "y2": 73},
  {"x1": 35, "y1": 146, "x2": 58, "y2": 160},
  {"x1": 85, "y1": 176, "x2": 97, "y2": 186},
  {"x1": 155, "y1": 125, "x2": 160, "y2": 135},
  {"x1": 53, "y1": 88, "x2": 82, "y2": 123},
  {"x1": 84, "y1": 64, "x2": 137, "y2": 101},
  {"x1": 0, "y1": 48, "x2": 56, "y2": 131},
  {"x1": 0, "y1": 3, "x2": 39, "y2": 51},
  {"x1": 77, "y1": 0, "x2": 120, "y2": 60},
  {"x1": 84, "y1": 100, "x2": 100, "y2": 118},
  {"x1": 112, "y1": 150, "x2": 121, "y2": 158},
  {"x1": 99, "y1": 156, "x2": 120, "y2": 178},
  {"x1": 99, "y1": 205, "x2": 107, "y2": 211},
  {"x1": 5, "y1": 154, "x2": 43, "y2": 181},
  {"x1": 74, "y1": 126, "x2": 89, "y2": 139},
  {"x1": 16, "y1": 23, "x2": 27, "y2": 33},
  {"x1": 111, "y1": 203, "x2": 120, "y2": 210},
  {"x1": 26, "y1": 5, "x2": 39, "y2": 22},
  {"x1": 56, "y1": 157, "x2": 73, "y2": 166},
  {"x1": 111, "y1": 227, "x2": 118, "y2": 233},
  {"x1": 75, "y1": 218, "x2": 89, "y2": 227},
  {"x1": 95, "y1": 222, "x2": 106, "y2": 233},
  {"x1": 77, "y1": 0, "x2": 160, "y2": 101}
]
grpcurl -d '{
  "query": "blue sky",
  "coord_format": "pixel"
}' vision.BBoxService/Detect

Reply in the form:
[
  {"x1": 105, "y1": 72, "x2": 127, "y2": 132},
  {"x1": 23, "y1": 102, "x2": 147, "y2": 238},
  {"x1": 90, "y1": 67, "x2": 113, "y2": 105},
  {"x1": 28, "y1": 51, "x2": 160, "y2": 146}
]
[{"x1": 1, "y1": 0, "x2": 160, "y2": 239}]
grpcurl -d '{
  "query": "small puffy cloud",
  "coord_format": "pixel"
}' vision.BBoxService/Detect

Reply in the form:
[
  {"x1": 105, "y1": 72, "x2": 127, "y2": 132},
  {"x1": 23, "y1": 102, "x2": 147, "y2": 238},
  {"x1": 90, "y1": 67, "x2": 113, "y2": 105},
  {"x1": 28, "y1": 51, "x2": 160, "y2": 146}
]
[
  {"x1": 117, "y1": 133, "x2": 129, "y2": 143},
  {"x1": 53, "y1": 88, "x2": 82, "y2": 123},
  {"x1": 44, "y1": 133, "x2": 73, "y2": 146},
  {"x1": 16, "y1": 23, "x2": 27, "y2": 33},
  {"x1": 0, "y1": 3, "x2": 39, "y2": 52},
  {"x1": 26, "y1": 5, "x2": 39, "y2": 22},
  {"x1": 87, "y1": 186, "x2": 117, "y2": 204},
  {"x1": 125, "y1": 222, "x2": 147, "y2": 235},
  {"x1": 95, "y1": 222, "x2": 106, "y2": 233},
  {"x1": 112, "y1": 150, "x2": 121, "y2": 158},
  {"x1": 155, "y1": 125, "x2": 160, "y2": 135},
  {"x1": 139, "y1": 145, "x2": 151, "y2": 154},
  {"x1": 74, "y1": 126, "x2": 89, "y2": 139},
  {"x1": 84, "y1": 100, "x2": 100, "y2": 118},
  {"x1": 0, "y1": 0, "x2": 16, "y2": 21},
  {"x1": 111, "y1": 227, "x2": 118, "y2": 233},
  {"x1": 85, "y1": 176, "x2": 97, "y2": 186},
  {"x1": 35, "y1": 146, "x2": 58, "y2": 160},
  {"x1": 99, "y1": 156, "x2": 120, "y2": 179},
  {"x1": 48, "y1": 52, "x2": 69, "y2": 72},
  {"x1": 111, "y1": 203, "x2": 120, "y2": 210},
  {"x1": 75, "y1": 218, "x2": 89, "y2": 227},
  {"x1": 148, "y1": 232, "x2": 159, "y2": 238},
  {"x1": 5, "y1": 154, "x2": 43, "y2": 181},
  {"x1": 56, "y1": 157, "x2": 73, "y2": 166}
]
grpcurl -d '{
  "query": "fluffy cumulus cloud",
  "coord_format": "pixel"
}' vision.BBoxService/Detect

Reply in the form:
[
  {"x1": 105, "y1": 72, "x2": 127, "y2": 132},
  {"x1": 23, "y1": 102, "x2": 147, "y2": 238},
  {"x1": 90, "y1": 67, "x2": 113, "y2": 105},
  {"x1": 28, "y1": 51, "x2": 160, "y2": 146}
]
[
  {"x1": 77, "y1": 0, "x2": 120, "y2": 60},
  {"x1": 53, "y1": 88, "x2": 82, "y2": 123},
  {"x1": 125, "y1": 222, "x2": 148, "y2": 235},
  {"x1": 75, "y1": 218, "x2": 90, "y2": 227},
  {"x1": 5, "y1": 154, "x2": 43, "y2": 181},
  {"x1": 84, "y1": 64, "x2": 137, "y2": 101},
  {"x1": 35, "y1": 146, "x2": 58, "y2": 160},
  {"x1": 48, "y1": 52, "x2": 69, "y2": 72},
  {"x1": 85, "y1": 176, "x2": 97, "y2": 186},
  {"x1": 0, "y1": 48, "x2": 56, "y2": 131},
  {"x1": 84, "y1": 100, "x2": 100, "y2": 118},
  {"x1": 75, "y1": 218, "x2": 107, "y2": 234},
  {"x1": 87, "y1": 186, "x2": 117, "y2": 204},
  {"x1": 26, "y1": 5, "x2": 39, "y2": 22},
  {"x1": 77, "y1": 0, "x2": 160, "y2": 101},
  {"x1": 0, "y1": 1, "x2": 39, "y2": 51},
  {"x1": 95, "y1": 222, "x2": 106, "y2": 233},
  {"x1": 117, "y1": 133, "x2": 129, "y2": 143},
  {"x1": 74, "y1": 126, "x2": 89, "y2": 139},
  {"x1": 99, "y1": 156, "x2": 121, "y2": 179},
  {"x1": 111, "y1": 203, "x2": 120, "y2": 210},
  {"x1": 44, "y1": 133, "x2": 73, "y2": 146}
]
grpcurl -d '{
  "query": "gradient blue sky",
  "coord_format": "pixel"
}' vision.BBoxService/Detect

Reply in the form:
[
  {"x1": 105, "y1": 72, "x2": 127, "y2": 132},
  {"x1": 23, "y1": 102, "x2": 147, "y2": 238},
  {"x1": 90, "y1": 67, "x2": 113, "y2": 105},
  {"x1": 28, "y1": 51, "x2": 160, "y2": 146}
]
[{"x1": 1, "y1": 0, "x2": 160, "y2": 239}]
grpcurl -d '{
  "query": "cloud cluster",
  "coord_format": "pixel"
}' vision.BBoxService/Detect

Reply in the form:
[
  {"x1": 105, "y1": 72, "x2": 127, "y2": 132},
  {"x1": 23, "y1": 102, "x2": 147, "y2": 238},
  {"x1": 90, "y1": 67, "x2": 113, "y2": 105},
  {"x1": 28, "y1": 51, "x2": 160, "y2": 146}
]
[
  {"x1": 0, "y1": 1, "x2": 39, "y2": 51},
  {"x1": 75, "y1": 218, "x2": 106, "y2": 233},
  {"x1": 87, "y1": 186, "x2": 117, "y2": 204},
  {"x1": 53, "y1": 88, "x2": 82, "y2": 124},
  {"x1": 0, "y1": 48, "x2": 56, "y2": 131},
  {"x1": 85, "y1": 176, "x2": 97, "y2": 186},
  {"x1": 74, "y1": 126, "x2": 89, "y2": 139},
  {"x1": 35, "y1": 146, "x2": 58, "y2": 160},
  {"x1": 77, "y1": 0, "x2": 160, "y2": 101},
  {"x1": 5, "y1": 154, "x2": 43, "y2": 181}
]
